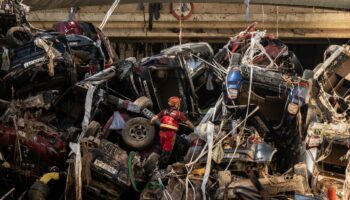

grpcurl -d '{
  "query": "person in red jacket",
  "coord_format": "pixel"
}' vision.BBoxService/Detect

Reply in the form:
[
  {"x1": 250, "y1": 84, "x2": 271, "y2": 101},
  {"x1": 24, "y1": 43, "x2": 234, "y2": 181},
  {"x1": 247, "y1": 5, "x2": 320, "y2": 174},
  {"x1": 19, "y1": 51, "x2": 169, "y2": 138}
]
[{"x1": 151, "y1": 96, "x2": 194, "y2": 165}]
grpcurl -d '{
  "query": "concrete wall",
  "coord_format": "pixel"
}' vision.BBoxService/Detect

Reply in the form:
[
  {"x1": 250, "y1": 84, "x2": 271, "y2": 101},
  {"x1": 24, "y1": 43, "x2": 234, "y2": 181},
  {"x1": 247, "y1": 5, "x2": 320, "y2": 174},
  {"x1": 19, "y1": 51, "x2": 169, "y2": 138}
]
[{"x1": 28, "y1": 3, "x2": 350, "y2": 41}]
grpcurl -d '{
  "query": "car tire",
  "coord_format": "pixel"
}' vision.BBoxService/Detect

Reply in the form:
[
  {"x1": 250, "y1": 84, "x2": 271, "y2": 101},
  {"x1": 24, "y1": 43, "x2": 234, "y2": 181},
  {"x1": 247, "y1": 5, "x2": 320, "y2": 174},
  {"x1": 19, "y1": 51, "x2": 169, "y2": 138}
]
[
  {"x1": 85, "y1": 121, "x2": 101, "y2": 138},
  {"x1": 6, "y1": 26, "x2": 33, "y2": 46},
  {"x1": 121, "y1": 117, "x2": 155, "y2": 150},
  {"x1": 133, "y1": 96, "x2": 153, "y2": 110}
]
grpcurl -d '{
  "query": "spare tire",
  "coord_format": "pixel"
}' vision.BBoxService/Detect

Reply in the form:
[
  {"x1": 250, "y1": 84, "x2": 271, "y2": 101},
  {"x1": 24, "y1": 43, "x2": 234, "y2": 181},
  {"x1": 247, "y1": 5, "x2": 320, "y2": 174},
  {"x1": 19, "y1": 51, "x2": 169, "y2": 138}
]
[
  {"x1": 133, "y1": 96, "x2": 153, "y2": 110},
  {"x1": 7, "y1": 26, "x2": 33, "y2": 46},
  {"x1": 122, "y1": 117, "x2": 155, "y2": 150}
]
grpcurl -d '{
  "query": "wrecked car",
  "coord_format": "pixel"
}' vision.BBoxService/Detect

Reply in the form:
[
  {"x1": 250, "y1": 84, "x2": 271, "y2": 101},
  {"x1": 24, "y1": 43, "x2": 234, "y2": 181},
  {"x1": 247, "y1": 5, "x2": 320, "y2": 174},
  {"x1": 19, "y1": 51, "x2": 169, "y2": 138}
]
[
  {"x1": 219, "y1": 23, "x2": 304, "y2": 123},
  {"x1": 111, "y1": 42, "x2": 222, "y2": 121},
  {"x1": 65, "y1": 34, "x2": 106, "y2": 80},
  {"x1": 214, "y1": 22, "x2": 302, "y2": 76},
  {"x1": 52, "y1": 66, "x2": 157, "y2": 151},
  {"x1": 78, "y1": 138, "x2": 144, "y2": 200},
  {"x1": 304, "y1": 45, "x2": 350, "y2": 197},
  {"x1": 53, "y1": 20, "x2": 118, "y2": 68},
  {"x1": 67, "y1": 136, "x2": 161, "y2": 200},
  {"x1": 0, "y1": 91, "x2": 70, "y2": 199},
  {"x1": 218, "y1": 25, "x2": 313, "y2": 172},
  {"x1": 214, "y1": 163, "x2": 309, "y2": 199},
  {"x1": 0, "y1": 33, "x2": 75, "y2": 100}
]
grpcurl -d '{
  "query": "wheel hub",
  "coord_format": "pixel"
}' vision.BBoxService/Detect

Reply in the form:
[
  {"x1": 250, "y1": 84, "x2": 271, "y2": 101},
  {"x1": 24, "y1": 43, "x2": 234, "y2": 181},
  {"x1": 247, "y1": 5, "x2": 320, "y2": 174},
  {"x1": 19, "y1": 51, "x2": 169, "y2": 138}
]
[{"x1": 129, "y1": 124, "x2": 147, "y2": 141}]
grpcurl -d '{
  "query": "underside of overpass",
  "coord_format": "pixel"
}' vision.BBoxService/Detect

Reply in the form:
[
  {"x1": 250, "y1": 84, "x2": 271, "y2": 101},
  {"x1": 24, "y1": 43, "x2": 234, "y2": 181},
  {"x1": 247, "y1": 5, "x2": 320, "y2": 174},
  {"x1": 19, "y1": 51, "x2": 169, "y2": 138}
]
[{"x1": 27, "y1": 3, "x2": 350, "y2": 69}]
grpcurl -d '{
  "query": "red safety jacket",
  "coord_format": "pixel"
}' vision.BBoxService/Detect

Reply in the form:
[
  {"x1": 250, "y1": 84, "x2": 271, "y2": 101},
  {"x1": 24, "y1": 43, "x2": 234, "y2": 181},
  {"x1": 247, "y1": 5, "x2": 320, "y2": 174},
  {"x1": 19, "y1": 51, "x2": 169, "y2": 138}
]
[
  {"x1": 160, "y1": 115, "x2": 179, "y2": 131},
  {"x1": 158, "y1": 109, "x2": 187, "y2": 132}
]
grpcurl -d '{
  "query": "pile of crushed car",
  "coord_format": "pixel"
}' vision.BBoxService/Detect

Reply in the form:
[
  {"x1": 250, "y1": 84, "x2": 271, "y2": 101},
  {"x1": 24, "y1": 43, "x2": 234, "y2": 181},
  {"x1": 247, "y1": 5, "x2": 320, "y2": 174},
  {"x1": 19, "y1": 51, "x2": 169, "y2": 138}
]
[{"x1": 0, "y1": 1, "x2": 349, "y2": 200}]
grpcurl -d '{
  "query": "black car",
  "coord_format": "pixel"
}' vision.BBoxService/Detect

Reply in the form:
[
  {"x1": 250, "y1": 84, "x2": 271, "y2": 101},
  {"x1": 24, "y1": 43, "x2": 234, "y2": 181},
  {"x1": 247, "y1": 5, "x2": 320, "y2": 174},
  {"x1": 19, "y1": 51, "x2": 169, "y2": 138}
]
[
  {"x1": 111, "y1": 42, "x2": 221, "y2": 121},
  {"x1": 0, "y1": 33, "x2": 75, "y2": 100},
  {"x1": 66, "y1": 34, "x2": 105, "y2": 80},
  {"x1": 53, "y1": 20, "x2": 118, "y2": 68}
]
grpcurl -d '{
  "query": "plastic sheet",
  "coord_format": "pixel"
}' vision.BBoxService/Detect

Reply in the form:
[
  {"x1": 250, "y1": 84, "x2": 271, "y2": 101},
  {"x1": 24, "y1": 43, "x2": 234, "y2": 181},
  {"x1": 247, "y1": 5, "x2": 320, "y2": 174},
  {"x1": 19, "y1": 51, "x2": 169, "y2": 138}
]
[{"x1": 109, "y1": 111, "x2": 125, "y2": 130}]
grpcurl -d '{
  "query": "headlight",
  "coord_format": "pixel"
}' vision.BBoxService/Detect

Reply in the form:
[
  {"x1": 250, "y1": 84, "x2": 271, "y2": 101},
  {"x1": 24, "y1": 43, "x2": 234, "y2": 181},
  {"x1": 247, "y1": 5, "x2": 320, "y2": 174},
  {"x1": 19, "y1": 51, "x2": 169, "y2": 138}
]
[
  {"x1": 228, "y1": 89, "x2": 239, "y2": 99},
  {"x1": 287, "y1": 103, "x2": 299, "y2": 115}
]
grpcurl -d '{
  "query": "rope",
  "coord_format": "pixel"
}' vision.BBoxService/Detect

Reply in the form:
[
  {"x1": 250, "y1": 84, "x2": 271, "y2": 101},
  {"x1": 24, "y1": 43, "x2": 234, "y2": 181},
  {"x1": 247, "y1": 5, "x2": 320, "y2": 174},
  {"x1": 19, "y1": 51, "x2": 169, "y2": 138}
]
[
  {"x1": 74, "y1": 144, "x2": 82, "y2": 200},
  {"x1": 185, "y1": 139, "x2": 199, "y2": 200},
  {"x1": 343, "y1": 150, "x2": 350, "y2": 199},
  {"x1": 11, "y1": 116, "x2": 22, "y2": 164},
  {"x1": 184, "y1": 99, "x2": 226, "y2": 200},
  {"x1": 159, "y1": 176, "x2": 173, "y2": 200},
  {"x1": 187, "y1": 179, "x2": 196, "y2": 199},
  {"x1": 224, "y1": 65, "x2": 253, "y2": 170},
  {"x1": 0, "y1": 188, "x2": 15, "y2": 200},
  {"x1": 241, "y1": 31, "x2": 277, "y2": 68},
  {"x1": 179, "y1": 1, "x2": 183, "y2": 44},
  {"x1": 99, "y1": 0, "x2": 120, "y2": 30},
  {"x1": 201, "y1": 122, "x2": 214, "y2": 200},
  {"x1": 242, "y1": 65, "x2": 253, "y2": 130},
  {"x1": 190, "y1": 53, "x2": 227, "y2": 75},
  {"x1": 315, "y1": 138, "x2": 334, "y2": 163},
  {"x1": 78, "y1": 83, "x2": 97, "y2": 141}
]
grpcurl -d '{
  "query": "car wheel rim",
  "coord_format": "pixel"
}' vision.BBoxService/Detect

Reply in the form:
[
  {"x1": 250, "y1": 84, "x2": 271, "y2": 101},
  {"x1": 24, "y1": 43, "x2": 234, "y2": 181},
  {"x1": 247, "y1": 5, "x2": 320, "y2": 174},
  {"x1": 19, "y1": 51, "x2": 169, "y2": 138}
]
[{"x1": 129, "y1": 124, "x2": 147, "y2": 141}]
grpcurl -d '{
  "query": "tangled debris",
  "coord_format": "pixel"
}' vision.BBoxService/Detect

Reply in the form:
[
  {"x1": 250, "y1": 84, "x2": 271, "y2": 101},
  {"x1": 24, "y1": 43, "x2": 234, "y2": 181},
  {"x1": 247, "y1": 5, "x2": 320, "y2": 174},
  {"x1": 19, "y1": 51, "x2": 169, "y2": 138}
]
[{"x1": 0, "y1": 1, "x2": 349, "y2": 200}]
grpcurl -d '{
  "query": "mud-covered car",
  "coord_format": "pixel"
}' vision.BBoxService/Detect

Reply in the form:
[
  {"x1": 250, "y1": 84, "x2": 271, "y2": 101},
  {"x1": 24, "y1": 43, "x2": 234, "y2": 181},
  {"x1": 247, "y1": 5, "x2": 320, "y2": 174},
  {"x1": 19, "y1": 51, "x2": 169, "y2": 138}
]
[
  {"x1": 214, "y1": 163, "x2": 309, "y2": 199},
  {"x1": 53, "y1": 20, "x2": 117, "y2": 68},
  {"x1": 0, "y1": 118, "x2": 67, "y2": 173},
  {"x1": 0, "y1": 91, "x2": 71, "y2": 199},
  {"x1": 65, "y1": 34, "x2": 106, "y2": 80},
  {"x1": 0, "y1": 33, "x2": 75, "y2": 100},
  {"x1": 52, "y1": 67, "x2": 157, "y2": 150},
  {"x1": 111, "y1": 42, "x2": 221, "y2": 121},
  {"x1": 304, "y1": 45, "x2": 350, "y2": 196},
  {"x1": 224, "y1": 62, "x2": 314, "y2": 170},
  {"x1": 195, "y1": 105, "x2": 278, "y2": 171},
  {"x1": 214, "y1": 23, "x2": 302, "y2": 76},
  {"x1": 66, "y1": 136, "x2": 157, "y2": 200},
  {"x1": 52, "y1": 20, "x2": 118, "y2": 80},
  {"x1": 225, "y1": 63, "x2": 292, "y2": 122},
  {"x1": 219, "y1": 24, "x2": 304, "y2": 123},
  {"x1": 80, "y1": 139, "x2": 138, "y2": 199}
]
